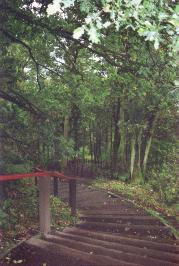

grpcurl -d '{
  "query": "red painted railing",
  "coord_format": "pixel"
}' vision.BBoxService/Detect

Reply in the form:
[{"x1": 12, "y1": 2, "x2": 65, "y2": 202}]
[{"x1": 0, "y1": 171, "x2": 76, "y2": 181}]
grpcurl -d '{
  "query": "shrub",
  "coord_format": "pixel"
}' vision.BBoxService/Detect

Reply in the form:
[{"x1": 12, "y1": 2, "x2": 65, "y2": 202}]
[{"x1": 148, "y1": 163, "x2": 178, "y2": 204}]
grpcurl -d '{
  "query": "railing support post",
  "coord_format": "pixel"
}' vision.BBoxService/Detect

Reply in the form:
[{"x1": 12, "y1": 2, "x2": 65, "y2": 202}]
[
  {"x1": 69, "y1": 179, "x2": 76, "y2": 216},
  {"x1": 39, "y1": 176, "x2": 51, "y2": 236},
  {"x1": 0, "y1": 182, "x2": 5, "y2": 200},
  {"x1": 53, "y1": 177, "x2": 59, "y2": 197}
]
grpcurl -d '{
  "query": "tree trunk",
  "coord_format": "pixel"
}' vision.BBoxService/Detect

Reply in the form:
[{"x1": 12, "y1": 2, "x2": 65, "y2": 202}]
[
  {"x1": 131, "y1": 127, "x2": 144, "y2": 183},
  {"x1": 64, "y1": 115, "x2": 70, "y2": 140},
  {"x1": 112, "y1": 98, "x2": 120, "y2": 172},
  {"x1": 119, "y1": 103, "x2": 126, "y2": 169},
  {"x1": 143, "y1": 135, "x2": 152, "y2": 175},
  {"x1": 142, "y1": 114, "x2": 159, "y2": 176},
  {"x1": 89, "y1": 130, "x2": 93, "y2": 161},
  {"x1": 95, "y1": 129, "x2": 101, "y2": 164},
  {"x1": 63, "y1": 115, "x2": 70, "y2": 168},
  {"x1": 130, "y1": 136, "x2": 136, "y2": 180}
]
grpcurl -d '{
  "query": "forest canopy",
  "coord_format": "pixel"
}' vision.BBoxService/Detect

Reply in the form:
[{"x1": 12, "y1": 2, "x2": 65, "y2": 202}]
[{"x1": 0, "y1": 0, "x2": 178, "y2": 190}]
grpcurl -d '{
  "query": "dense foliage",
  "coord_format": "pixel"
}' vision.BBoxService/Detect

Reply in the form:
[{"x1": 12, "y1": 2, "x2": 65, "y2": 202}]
[{"x1": 0, "y1": 0, "x2": 178, "y2": 249}]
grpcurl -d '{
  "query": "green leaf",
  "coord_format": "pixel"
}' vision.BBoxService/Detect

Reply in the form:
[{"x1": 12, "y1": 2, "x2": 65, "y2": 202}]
[
  {"x1": 145, "y1": 31, "x2": 157, "y2": 41},
  {"x1": 144, "y1": 21, "x2": 152, "y2": 27},
  {"x1": 85, "y1": 15, "x2": 92, "y2": 24},
  {"x1": 175, "y1": 5, "x2": 179, "y2": 13},
  {"x1": 158, "y1": 12, "x2": 167, "y2": 21},
  {"x1": 103, "y1": 4, "x2": 111, "y2": 13},
  {"x1": 103, "y1": 21, "x2": 112, "y2": 28},
  {"x1": 131, "y1": 0, "x2": 142, "y2": 6},
  {"x1": 88, "y1": 25, "x2": 100, "y2": 43},
  {"x1": 154, "y1": 38, "x2": 159, "y2": 49},
  {"x1": 61, "y1": 0, "x2": 75, "y2": 8},
  {"x1": 73, "y1": 27, "x2": 85, "y2": 39},
  {"x1": 96, "y1": 20, "x2": 103, "y2": 30},
  {"x1": 138, "y1": 27, "x2": 145, "y2": 36}
]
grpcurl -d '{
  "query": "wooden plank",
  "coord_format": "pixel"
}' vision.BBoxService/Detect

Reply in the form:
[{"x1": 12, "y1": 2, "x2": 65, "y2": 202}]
[{"x1": 39, "y1": 176, "x2": 51, "y2": 236}]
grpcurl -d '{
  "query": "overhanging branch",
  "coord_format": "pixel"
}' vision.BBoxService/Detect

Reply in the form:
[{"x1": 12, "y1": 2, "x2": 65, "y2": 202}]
[
  {"x1": 0, "y1": 3, "x2": 126, "y2": 67},
  {"x1": 0, "y1": 88, "x2": 44, "y2": 117}
]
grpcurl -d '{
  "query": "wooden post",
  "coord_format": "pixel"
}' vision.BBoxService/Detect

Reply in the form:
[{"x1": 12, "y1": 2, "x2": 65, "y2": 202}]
[
  {"x1": 39, "y1": 176, "x2": 51, "y2": 236},
  {"x1": 69, "y1": 180, "x2": 76, "y2": 216},
  {"x1": 0, "y1": 182, "x2": 4, "y2": 200},
  {"x1": 53, "y1": 177, "x2": 59, "y2": 197}
]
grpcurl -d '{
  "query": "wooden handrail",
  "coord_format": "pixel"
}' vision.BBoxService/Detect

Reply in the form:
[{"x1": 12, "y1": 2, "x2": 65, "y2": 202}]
[{"x1": 0, "y1": 170, "x2": 78, "y2": 181}]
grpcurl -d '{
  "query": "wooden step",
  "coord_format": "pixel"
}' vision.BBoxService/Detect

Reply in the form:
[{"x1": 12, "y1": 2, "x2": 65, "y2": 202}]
[
  {"x1": 79, "y1": 214, "x2": 163, "y2": 225},
  {"x1": 27, "y1": 237, "x2": 139, "y2": 266},
  {"x1": 79, "y1": 209, "x2": 146, "y2": 215},
  {"x1": 79, "y1": 211, "x2": 147, "y2": 216},
  {"x1": 54, "y1": 231, "x2": 179, "y2": 264},
  {"x1": 45, "y1": 234, "x2": 178, "y2": 266},
  {"x1": 63, "y1": 228, "x2": 179, "y2": 253},
  {"x1": 76, "y1": 221, "x2": 171, "y2": 238}
]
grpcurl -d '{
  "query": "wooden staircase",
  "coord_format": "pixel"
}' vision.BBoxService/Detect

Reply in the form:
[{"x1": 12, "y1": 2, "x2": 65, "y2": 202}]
[{"x1": 25, "y1": 182, "x2": 179, "y2": 266}]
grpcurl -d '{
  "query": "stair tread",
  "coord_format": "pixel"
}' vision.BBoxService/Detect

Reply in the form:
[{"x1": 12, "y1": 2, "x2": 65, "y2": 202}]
[
  {"x1": 77, "y1": 220, "x2": 167, "y2": 229},
  {"x1": 27, "y1": 237, "x2": 140, "y2": 266},
  {"x1": 63, "y1": 228, "x2": 178, "y2": 252},
  {"x1": 79, "y1": 209, "x2": 146, "y2": 214},
  {"x1": 53, "y1": 231, "x2": 179, "y2": 264},
  {"x1": 79, "y1": 214, "x2": 161, "y2": 220},
  {"x1": 45, "y1": 234, "x2": 178, "y2": 266}
]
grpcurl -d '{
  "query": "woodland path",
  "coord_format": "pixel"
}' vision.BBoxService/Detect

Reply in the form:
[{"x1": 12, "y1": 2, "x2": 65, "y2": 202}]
[{"x1": 1, "y1": 181, "x2": 179, "y2": 266}]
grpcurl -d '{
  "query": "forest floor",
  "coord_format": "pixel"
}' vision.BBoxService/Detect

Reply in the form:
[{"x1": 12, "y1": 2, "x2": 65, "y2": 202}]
[
  {"x1": 0, "y1": 192, "x2": 76, "y2": 261},
  {"x1": 0, "y1": 181, "x2": 178, "y2": 266}
]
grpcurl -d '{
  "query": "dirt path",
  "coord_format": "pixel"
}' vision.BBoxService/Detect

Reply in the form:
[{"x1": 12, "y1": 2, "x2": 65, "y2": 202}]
[{"x1": 0, "y1": 181, "x2": 179, "y2": 266}]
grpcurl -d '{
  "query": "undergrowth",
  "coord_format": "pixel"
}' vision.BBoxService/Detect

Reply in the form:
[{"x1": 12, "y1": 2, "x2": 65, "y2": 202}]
[
  {"x1": 93, "y1": 178, "x2": 175, "y2": 215},
  {"x1": 0, "y1": 179, "x2": 77, "y2": 257}
]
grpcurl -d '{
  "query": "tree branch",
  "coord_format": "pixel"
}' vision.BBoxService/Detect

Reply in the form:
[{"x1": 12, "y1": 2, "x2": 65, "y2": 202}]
[
  {"x1": 0, "y1": 28, "x2": 43, "y2": 89},
  {"x1": 0, "y1": 88, "x2": 44, "y2": 117},
  {"x1": 0, "y1": 3, "x2": 126, "y2": 68}
]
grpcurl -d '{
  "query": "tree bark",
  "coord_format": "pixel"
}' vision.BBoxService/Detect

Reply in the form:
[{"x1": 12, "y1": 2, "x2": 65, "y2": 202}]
[
  {"x1": 143, "y1": 135, "x2": 152, "y2": 175},
  {"x1": 130, "y1": 136, "x2": 136, "y2": 180},
  {"x1": 143, "y1": 114, "x2": 159, "y2": 176},
  {"x1": 112, "y1": 98, "x2": 120, "y2": 172},
  {"x1": 63, "y1": 115, "x2": 70, "y2": 168},
  {"x1": 119, "y1": 103, "x2": 126, "y2": 169}
]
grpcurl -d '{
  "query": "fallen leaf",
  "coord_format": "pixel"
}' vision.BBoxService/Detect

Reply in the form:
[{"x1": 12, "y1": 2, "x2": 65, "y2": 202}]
[{"x1": 13, "y1": 259, "x2": 23, "y2": 264}]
